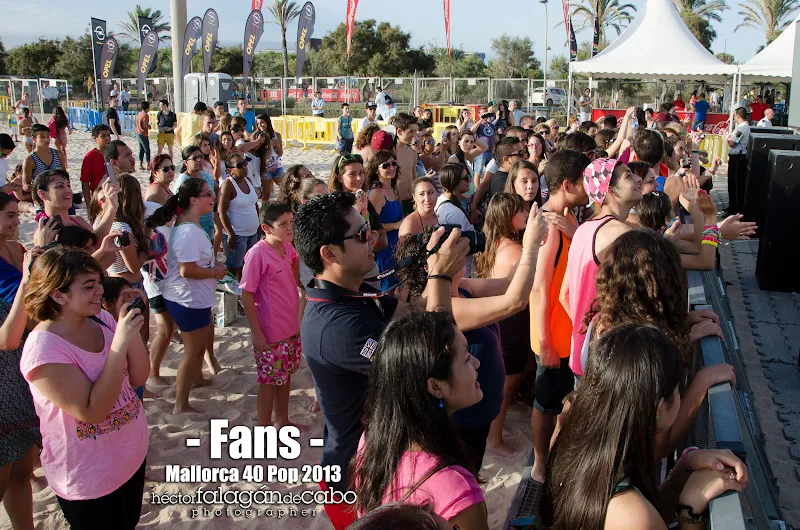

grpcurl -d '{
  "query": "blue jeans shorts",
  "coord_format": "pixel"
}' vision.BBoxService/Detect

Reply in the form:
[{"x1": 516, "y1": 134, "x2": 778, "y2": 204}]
[
  {"x1": 223, "y1": 232, "x2": 260, "y2": 269},
  {"x1": 164, "y1": 300, "x2": 211, "y2": 333},
  {"x1": 265, "y1": 166, "x2": 285, "y2": 180}
]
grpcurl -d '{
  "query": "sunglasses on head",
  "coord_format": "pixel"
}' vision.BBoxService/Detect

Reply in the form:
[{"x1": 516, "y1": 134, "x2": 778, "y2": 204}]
[
  {"x1": 337, "y1": 221, "x2": 370, "y2": 244},
  {"x1": 159, "y1": 165, "x2": 176, "y2": 172},
  {"x1": 379, "y1": 161, "x2": 397, "y2": 170},
  {"x1": 337, "y1": 153, "x2": 363, "y2": 171},
  {"x1": 227, "y1": 161, "x2": 247, "y2": 169}
]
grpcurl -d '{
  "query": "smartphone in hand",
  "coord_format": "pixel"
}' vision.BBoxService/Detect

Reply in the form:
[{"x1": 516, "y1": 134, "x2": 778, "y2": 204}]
[{"x1": 105, "y1": 162, "x2": 118, "y2": 186}]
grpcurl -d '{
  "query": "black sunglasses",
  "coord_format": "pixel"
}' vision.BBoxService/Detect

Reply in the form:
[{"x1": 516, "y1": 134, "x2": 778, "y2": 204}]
[
  {"x1": 227, "y1": 161, "x2": 247, "y2": 169},
  {"x1": 337, "y1": 221, "x2": 370, "y2": 244},
  {"x1": 159, "y1": 165, "x2": 176, "y2": 172}
]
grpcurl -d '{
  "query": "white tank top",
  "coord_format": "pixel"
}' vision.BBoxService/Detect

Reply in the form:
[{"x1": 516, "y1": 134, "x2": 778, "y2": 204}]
[{"x1": 226, "y1": 177, "x2": 260, "y2": 236}]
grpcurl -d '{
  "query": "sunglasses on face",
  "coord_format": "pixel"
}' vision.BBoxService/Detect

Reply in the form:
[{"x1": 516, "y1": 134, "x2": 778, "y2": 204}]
[
  {"x1": 337, "y1": 153, "x2": 363, "y2": 170},
  {"x1": 159, "y1": 165, "x2": 176, "y2": 172},
  {"x1": 379, "y1": 161, "x2": 397, "y2": 170},
  {"x1": 425, "y1": 139, "x2": 435, "y2": 145},
  {"x1": 338, "y1": 221, "x2": 370, "y2": 244},
  {"x1": 227, "y1": 161, "x2": 247, "y2": 169},
  {"x1": 510, "y1": 150, "x2": 526, "y2": 158},
  {"x1": 187, "y1": 156, "x2": 204, "y2": 162}
]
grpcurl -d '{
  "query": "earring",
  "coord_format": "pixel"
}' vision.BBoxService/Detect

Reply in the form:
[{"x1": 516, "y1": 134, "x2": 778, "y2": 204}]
[
  {"x1": 656, "y1": 414, "x2": 661, "y2": 420},
  {"x1": 438, "y1": 400, "x2": 444, "y2": 409}
]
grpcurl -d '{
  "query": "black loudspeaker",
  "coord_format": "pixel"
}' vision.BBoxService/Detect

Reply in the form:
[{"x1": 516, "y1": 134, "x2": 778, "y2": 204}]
[
  {"x1": 743, "y1": 134, "x2": 800, "y2": 235},
  {"x1": 756, "y1": 150, "x2": 800, "y2": 292},
  {"x1": 751, "y1": 127, "x2": 794, "y2": 135}
]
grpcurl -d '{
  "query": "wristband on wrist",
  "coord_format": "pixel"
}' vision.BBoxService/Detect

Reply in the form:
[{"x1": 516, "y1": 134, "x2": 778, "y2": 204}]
[
  {"x1": 427, "y1": 274, "x2": 453, "y2": 283},
  {"x1": 681, "y1": 446, "x2": 698, "y2": 471},
  {"x1": 676, "y1": 503, "x2": 704, "y2": 524}
]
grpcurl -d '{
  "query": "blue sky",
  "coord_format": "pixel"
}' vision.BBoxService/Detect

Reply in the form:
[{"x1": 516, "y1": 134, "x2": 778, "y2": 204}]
[{"x1": 2, "y1": 0, "x2": 777, "y2": 68}]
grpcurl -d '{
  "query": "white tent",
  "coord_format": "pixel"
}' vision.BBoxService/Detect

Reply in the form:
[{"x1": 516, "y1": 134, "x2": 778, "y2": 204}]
[
  {"x1": 738, "y1": 17, "x2": 799, "y2": 83},
  {"x1": 568, "y1": 0, "x2": 737, "y2": 81}
]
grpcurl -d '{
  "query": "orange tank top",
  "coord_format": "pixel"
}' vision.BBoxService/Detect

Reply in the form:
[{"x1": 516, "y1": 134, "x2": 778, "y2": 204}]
[{"x1": 530, "y1": 216, "x2": 573, "y2": 359}]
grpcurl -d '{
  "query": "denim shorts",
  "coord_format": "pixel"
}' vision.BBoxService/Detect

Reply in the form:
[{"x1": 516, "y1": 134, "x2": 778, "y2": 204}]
[
  {"x1": 533, "y1": 357, "x2": 575, "y2": 415},
  {"x1": 223, "y1": 232, "x2": 260, "y2": 268},
  {"x1": 265, "y1": 166, "x2": 285, "y2": 180},
  {"x1": 164, "y1": 300, "x2": 211, "y2": 333}
]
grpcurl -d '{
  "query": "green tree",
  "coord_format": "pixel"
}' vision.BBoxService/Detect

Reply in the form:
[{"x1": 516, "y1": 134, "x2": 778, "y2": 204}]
[
  {"x1": 6, "y1": 39, "x2": 61, "y2": 76},
  {"x1": 429, "y1": 48, "x2": 488, "y2": 77},
  {"x1": 549, "y1": 56, "x2": 570, "y2": 79},
  {"x1": 673, "y1": 0, "x2": 729, "y2": 22},
  {"x1": 117, "y1": 5, "x2": 172, "y2": 43},
  {"x1": 570, "y1": 0, "x2": 637, "y2": 43},
  {"x1": 681, "y1": 8, "x2": 718, "y2": 49},
  {"x1": 54, "y1": 34, "x2": 94, "y2": 93},
  {"x1": 0, "y1": 39, "x2": 7, "y2": 74},
  {"x1": 267, "y1": 0, "x2": 302, "y2": 79},
  {"x1": 736, "y1": 0, "x2": 800, "y2": 45},
  {"x1": 311, "y1": 20, "x2": 434, "y2": 76},
  {"x1": 487, "y1": 35, "x2": 542, "y2": 78},
  {"x1": 715, "y1": 52, "x2": 736, "y2": 63},
  {"x1": 252, "y1": 51, "x2": 293, "y2": 77}
]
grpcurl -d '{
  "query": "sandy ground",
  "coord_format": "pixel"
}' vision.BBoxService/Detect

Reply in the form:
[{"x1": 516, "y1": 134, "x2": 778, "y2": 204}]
[{"x1": 0, "y1": 122, "x2": 529, "y2": 529}]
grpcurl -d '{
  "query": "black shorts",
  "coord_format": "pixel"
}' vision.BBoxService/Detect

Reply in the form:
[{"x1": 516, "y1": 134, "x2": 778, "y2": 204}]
[
  {"x1": 534, "y1": 357, "x2": 575, "y2": 415},
  {"x1": 149, "y1": 294, "x2": 168, "y2": 315}
]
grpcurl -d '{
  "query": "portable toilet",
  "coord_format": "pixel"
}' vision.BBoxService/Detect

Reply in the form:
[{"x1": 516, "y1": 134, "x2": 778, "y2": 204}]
[{"x1": 183, "y1": 73, "x2": 234, "y2": 110}]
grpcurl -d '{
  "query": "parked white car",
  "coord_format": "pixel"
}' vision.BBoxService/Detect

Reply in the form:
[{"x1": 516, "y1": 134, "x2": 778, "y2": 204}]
[{"x1": 530, "y1": 87, "x2": 568, "y2": 107}]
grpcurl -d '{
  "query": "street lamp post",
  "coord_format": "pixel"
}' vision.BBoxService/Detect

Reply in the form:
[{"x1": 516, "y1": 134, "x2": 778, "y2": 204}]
[{"x1": 540, "y1": 0, "x2": 549, "y2": 104}]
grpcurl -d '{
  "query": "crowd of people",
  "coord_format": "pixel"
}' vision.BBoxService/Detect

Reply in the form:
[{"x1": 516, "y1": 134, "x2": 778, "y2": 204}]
[{"x1": 0, "y1": 90, "x2": 765, "y2": 530}]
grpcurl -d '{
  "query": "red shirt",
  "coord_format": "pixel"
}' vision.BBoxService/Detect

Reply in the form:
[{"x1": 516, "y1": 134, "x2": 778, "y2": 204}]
[
  {"x1": 673, "y1": 99, "x2": 686, "y2": 110},
  {"x1": 750, "y1": 103, "x2": 769, "y2": 122},
  {"x1": 80, "y1": 149, "x2": 106, "y2": 193}
]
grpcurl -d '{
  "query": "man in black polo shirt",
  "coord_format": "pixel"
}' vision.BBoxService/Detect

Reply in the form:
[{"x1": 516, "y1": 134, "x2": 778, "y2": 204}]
[{"x1": 294, "y1": 191, "x2": 468, "y2": 530}]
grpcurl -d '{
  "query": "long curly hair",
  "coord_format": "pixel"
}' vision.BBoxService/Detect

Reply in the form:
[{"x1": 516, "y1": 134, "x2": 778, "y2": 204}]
[
  {"x1": 584, "y1": 229, "x2": 689, "y2": 356},
  {"x1": 394, "y1": 227, "x2": 437, "y2": 299},
  {"x1": 365, "y1": 150, "x2": 399, "y2": 193},
  {"x1": 278, "y1": 165, "x2": 311, "y2": 212},
  {"x1": 474, "y1": 193, "x2": 524, "y2": 278}
]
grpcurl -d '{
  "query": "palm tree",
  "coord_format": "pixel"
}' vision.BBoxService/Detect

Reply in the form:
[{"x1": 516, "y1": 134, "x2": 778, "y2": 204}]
[
  {"x1": 267, "y1": 0, "x2": 302, "y2": 79},
  {"x1": 673, "y1": 0, "x2": 729, "y2": 22},
  {"x1": 117, "y1": 5, "x2": 171, "y2": 43},
  {"x1": 570, "y1": 0, "x2": 637, "y2": 44},
  {"x1": 736, "y1": 0, "x2": 800, "y2": 44}
]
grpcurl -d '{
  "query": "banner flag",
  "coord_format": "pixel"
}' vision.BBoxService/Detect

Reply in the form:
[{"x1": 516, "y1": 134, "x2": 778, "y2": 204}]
[
  {"x1": 182, "y1": 16, "x2": 204, "y2": 81},
  {"x1": 137, "y1": 29, "x2": 158, "y2": 101},
  {"x1": 243, "y1": 10, "x2": 265, "y2": 99},
  {"x1": 90, "y1": 18, "x2": 107, "y2": 103},
  {"x1": 443, "y1": 0, "x2": 451, "y2": 57},
  {"x1": 592, "y1": 0, "x2": 601, "y2": 56},
  {"x1": 138, "y1": 16, "x2": 158, "y2": 75},
  {"x1": 295, "y1": 2, "x2": 316, "y2": 82},
  {"x1": 202, "y1": 9, "x2": 220, "y2": 79},
  {"x1": 562, "y1": 1, "x2": 578, "y2": 61},
  {"x1": 252, "y1": 0, "x2": 264, "y2": 11},
  {"x1": 345, "y1": 0, "x2": 359, "y2": 59},
  {"x1": 98, "y1": 37, "x2": 119, "y2": 104}
]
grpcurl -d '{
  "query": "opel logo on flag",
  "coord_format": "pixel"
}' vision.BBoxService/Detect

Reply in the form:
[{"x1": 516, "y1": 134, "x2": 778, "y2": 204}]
[
  {"x1": 209, "y1": 12, "x2": 217, "y2": 23},
  {"x1": 305, "y1": 4, "x2": 313, "y2": 17},
  {"x1": 94, "y1": 26, "x2": 106, "y2": 40},
  {"x1": 253, "y1": 12, "x2": 261, "y2": 24},
  {"x1": 193, "y1": 19, "x2": 202, "y2": 30},
  {"x1": 107, "y1": 40, "x2": 116, "y2": 51},
  {"x1": 146, "y1": 32, "x2": 157, "y2": 45},
  {"x1": 141, "y1": 24, "x2": 152, "y2": 35}
]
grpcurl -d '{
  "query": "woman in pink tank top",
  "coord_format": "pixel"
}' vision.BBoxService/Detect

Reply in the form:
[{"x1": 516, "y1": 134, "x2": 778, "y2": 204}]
[{"x1": 563, "y1": 159, "x2": 641, "y2": 375}]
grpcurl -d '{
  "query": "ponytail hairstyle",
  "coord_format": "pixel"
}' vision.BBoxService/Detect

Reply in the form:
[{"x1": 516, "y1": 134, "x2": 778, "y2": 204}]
[
  {"x1": 298, "y1": 178, "x2": 328, "y2": 204},
  {"x1": 148, "y1": 177, "x2": 207, "y2": 228},
  {"x1": 438, "y1": 163, "x2": 467, "y2": 213},
  {"x1": 278, "y1": 165, "x2": 312, "y2": 212}
]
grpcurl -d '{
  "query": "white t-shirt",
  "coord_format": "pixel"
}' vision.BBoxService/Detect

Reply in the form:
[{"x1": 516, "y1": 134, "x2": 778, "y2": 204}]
[
  {"x1": 142, "y1": 201, "x2": 171, "y2": 299},
  {"x1": 512, "y1": 109, "x2": 525, "y2": 125},
  {"x1": 0, "y1": 157, "x2": 8, "y2": 187},
  {"x1": 435, "y1": 195, "x2": 475, "y2": 277},
  {"x1": 729, "y1": 122, "x2": 751, "y2": 155},
  {"x1": 484, "y1": 158, "x2": 499, "y2": 176},
  {"x1": 756, "y1": 118, "x2": 772, "y2": 128},
  {"x1": 161, "y1": 222, "x2": 216, "y2": 309},
  {"x1": 236, "y1": 139, "x2": 264, "y2": 188},
  {"x1": 361, "y1": 116, "x2": 376, "y2": 129}
]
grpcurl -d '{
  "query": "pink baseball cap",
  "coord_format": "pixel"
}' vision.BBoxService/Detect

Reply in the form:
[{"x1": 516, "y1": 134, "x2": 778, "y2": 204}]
[
  {"x1": 371, "y1": 130, "x2": 394, "y2": 151},
  {"x1": 584, "y1": 158, "x2": 620, "y2": 207}
]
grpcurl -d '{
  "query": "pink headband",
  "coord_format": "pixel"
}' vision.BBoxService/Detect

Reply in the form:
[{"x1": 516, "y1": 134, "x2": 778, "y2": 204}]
[{"x1": 584, "y1": 158, "x2": 620, "y2": 207}]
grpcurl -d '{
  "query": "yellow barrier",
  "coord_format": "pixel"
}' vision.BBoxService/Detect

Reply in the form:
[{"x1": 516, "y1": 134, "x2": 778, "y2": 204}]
[
  {"x1": 699, "y1": 134, "x2": 728, "y2": 167},
  {"x1": 0, "y1": 96, "x2": 11, "y2": 113},
  {"x1": 71, "y1": 100, "x2": 94, "y2": 109}
]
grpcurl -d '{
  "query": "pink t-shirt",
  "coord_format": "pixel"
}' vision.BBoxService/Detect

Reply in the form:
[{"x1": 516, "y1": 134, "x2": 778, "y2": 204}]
[
  {"x1": 566, "y1": 215, "x2": 615, "y2": 376},
  {"x1": 239, "y1": 240, "x2": 300, "y2": 343},
  {"x1": 20, "y1": 310, "x2": 148, "y2": 500},
  {"x1": 356, "y1": 436, "x2": 484, "y2": 520}
]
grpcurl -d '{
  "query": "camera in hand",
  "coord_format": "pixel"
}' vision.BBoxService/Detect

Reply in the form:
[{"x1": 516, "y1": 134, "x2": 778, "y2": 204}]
[
  {"x1": 50, "y1": 215, "x2": 64, "y2": 230},
  {"x1": 480, "y1": 113, "x2": 494, "y2": 120},
  {"x1": 417, "y1": 224, "x2": 486, "y2": 256},
  {"x1": 115, "y1": 232, "x2": 131, "y2": 248}
]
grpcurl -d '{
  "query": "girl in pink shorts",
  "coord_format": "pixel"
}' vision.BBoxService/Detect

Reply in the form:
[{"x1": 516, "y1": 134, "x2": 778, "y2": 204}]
[{"x1": 240, "y1": 201, "x2": 303, "y2": 427}]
